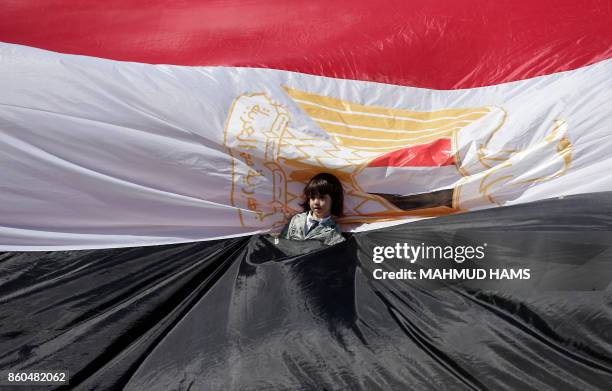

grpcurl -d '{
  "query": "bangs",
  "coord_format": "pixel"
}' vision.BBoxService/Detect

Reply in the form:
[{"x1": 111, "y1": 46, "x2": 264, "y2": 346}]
[{"x1": 304, "y1": 178, "x2": 335, "y2": 198}]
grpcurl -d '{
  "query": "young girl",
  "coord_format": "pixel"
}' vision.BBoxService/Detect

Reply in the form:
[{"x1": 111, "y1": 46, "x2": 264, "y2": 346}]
[{"x1": 280, "y1": 173, "x2": 345, "y2": 245}]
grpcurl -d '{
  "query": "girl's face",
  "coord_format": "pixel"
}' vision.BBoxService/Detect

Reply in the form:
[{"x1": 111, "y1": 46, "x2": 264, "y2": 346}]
[{"x1": 309, "y1": 194, "x2": 332, "y2": 219}]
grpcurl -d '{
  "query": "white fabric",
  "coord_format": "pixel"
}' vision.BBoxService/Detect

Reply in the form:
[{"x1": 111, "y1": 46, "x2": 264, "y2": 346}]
[{"x1": 0, "y1": 43, "x2": 611, "y2": 250}]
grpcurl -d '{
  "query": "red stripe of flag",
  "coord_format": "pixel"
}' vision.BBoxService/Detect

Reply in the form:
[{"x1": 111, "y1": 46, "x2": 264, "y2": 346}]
[
  {"x1": 367, "y1": 139, "x2": 454, "y2": 168},
  {"x1": 0, "y1": 1, "x2": 610, "y2": 89}
]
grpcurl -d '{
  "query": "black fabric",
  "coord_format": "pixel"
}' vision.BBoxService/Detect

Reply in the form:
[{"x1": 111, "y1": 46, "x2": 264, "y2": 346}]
[{"x1": 1, "y1": 192, "x2": 612, "y2": 390}]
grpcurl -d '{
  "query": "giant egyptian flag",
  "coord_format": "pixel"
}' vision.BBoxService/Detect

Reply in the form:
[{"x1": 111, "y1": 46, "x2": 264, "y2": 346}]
[
  {"x1": 2, "y1": 2, "x2": 612, "y2": 390},
  {"x1": 1, "y1": 0, "x2": 611, "y2": 250}
]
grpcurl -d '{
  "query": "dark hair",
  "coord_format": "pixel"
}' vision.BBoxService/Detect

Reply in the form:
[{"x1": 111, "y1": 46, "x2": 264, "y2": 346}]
[{"x1": 300, "y1": 173, "x2": 344, "y2": 217}]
